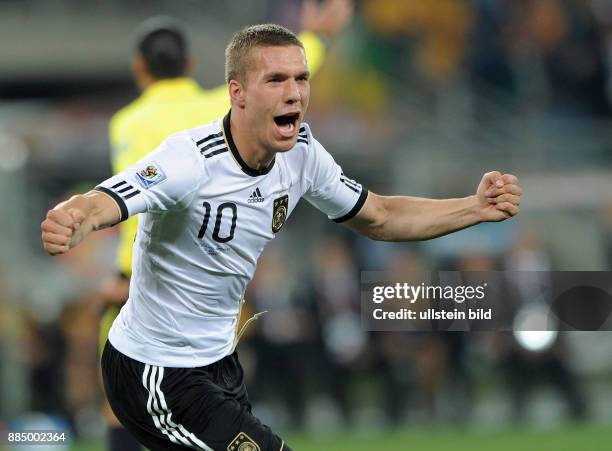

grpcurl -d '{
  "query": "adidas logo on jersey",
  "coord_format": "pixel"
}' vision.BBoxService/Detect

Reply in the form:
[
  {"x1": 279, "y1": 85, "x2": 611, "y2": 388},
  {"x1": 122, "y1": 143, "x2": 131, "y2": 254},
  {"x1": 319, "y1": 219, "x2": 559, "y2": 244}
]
[{"x1": 248, "y1": 188, "x2": 264, "y2": 203}]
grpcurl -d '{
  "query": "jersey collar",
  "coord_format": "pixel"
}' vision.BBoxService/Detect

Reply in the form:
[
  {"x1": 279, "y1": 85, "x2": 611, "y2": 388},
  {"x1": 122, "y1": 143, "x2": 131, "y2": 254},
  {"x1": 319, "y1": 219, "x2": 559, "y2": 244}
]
[{"x1": 223, "y1": 110, "x2": 276, "y2": 177}]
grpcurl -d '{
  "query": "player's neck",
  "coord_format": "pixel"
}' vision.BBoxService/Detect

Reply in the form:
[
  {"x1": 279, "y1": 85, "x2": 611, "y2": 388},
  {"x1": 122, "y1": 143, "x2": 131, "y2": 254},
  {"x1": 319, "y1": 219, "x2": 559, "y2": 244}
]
[{"x1": 229, "y1": 113, "x2": 275, "y2": 172}]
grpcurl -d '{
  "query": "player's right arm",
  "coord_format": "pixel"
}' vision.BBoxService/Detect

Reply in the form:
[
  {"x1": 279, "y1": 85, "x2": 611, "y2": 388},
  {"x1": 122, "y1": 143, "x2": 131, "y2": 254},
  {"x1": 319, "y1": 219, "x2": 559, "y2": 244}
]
[
  {"x1": 41, "y1": 191, "x2": 122, "y2": 255},
  {"x1": 41, "y1": 133, "x2": 203, "y2": 256}
]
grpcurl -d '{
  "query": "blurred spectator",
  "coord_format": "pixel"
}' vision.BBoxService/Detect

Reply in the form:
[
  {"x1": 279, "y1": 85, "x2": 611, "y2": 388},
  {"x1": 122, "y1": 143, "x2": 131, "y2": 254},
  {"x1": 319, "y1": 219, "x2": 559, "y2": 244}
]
[
  {"x1": 591, "y1": 0, "x2": 612, "y2": 100},
  {"x1": 603, "y1": 199, "x2": 612, "y2": 268},
  {"x1": 525, "y1": 0, "x2": 611, "y2": 116},
  {"x1": 467, "y1": 0, "x2": 519, "y2": 121},
  {"x1": 247, "y1": 248, "x2": 318, "y2": 429},
  {"x1": 372, "y1": 248, "x2": 427, "y2": 425},
  {"x1": 362, "y1": 0, "x2": 473, "y2": 83},
  {"x1": 496, "y1": 232, "x2": 588, "y2": 422},
  {"x1": 60, "y1": 298, "x2": 102, "y2": 426},
  {"x1": 310, "y1": 238, "x2": 366, "y2": 425},
  {"x1": 23, "y1": 312, "x2": 67, "y2": 417},
  {"x1": 494, "y1": 332, "x2": 588, "y2": 422},
  {"x1": 0, "y1": 270, "x2": 6, "y2": 418},
  {"x1": 433, "y1": 252, "x2": 496, "y2": 423}
]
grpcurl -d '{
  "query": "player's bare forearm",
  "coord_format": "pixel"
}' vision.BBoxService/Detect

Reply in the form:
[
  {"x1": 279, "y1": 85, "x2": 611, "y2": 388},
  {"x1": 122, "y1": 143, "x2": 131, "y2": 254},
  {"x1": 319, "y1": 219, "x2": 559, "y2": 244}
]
[
  {"x1": 60, "y1": 192, "x2": 118, "y2": 240},
  {"x1": 41, "y1": 190, "x2": 121, "y2": 255},
  {"x1": 347, "y1": 171, "x2": 521, "y2": 242},
  {"x1": 380, "y1": 194, "x2": 481, "y2": 241},
  {"x1": 348, "y1": 194, "x2": 481, "y2": 241}
]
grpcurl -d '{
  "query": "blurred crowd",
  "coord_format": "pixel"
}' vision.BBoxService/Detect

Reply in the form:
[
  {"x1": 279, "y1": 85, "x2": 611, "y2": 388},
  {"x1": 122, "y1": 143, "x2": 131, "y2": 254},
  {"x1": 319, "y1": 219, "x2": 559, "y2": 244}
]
[
  {"x1": 3, "y1": 223, "x2": 601, "y2": 437},
  {"x1": 2, "y1": 0, "x2": 612, "y2": 441},
  {"x1": 316, "y1": 0, "x2": 612, "y2": 118}
]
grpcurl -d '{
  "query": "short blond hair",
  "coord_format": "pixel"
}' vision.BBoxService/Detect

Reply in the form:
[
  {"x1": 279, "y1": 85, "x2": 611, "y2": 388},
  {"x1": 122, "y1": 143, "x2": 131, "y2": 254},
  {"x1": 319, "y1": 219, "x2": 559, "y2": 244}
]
[{"x1": 225, "y1": 24, "x2": 303, "y2": 84}]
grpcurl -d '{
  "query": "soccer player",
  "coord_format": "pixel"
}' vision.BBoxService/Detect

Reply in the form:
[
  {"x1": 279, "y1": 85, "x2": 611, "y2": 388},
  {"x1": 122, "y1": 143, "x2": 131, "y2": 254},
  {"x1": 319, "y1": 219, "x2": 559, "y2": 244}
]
[
  {"x1": 98, "y1": 3, "x2": 353, "y2": 450},
  {"x1": 42, "y1": 24, "x2": 521, "y2": 451}
]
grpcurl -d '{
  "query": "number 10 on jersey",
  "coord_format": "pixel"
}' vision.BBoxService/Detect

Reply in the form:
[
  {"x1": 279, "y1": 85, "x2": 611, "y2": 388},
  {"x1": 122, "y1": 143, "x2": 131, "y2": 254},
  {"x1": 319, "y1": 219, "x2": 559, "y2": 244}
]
[{"x1": 198, "y1": 201, "x2": 238, "y2": 243}]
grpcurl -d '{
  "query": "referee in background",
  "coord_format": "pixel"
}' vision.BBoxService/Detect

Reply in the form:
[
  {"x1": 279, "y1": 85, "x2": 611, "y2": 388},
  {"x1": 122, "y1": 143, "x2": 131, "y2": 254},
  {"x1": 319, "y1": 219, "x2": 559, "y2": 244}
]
[{"x1": 97, "y1": 3, "x2": 353, "y2": 450}]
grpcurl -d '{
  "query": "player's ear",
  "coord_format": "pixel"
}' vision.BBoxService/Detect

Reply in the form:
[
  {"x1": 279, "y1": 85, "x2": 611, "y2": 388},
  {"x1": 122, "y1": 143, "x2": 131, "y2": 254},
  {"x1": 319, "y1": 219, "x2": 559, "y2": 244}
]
[
  {"x1": 185, "y1": 56, "x2": 195, "y2": 75},
  {"x1": 228, "y1": 79, "x2": 246, "y2": 108},
  {"x1": 132, "y1": 55, "x2": 152, "y2": 91},
  {"x1": 132, "y1": 55, "x2": 146, "y2": 79}
]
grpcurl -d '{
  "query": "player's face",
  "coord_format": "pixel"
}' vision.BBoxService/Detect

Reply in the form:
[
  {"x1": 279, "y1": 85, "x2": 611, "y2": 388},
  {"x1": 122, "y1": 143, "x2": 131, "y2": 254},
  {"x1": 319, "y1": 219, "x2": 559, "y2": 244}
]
[{"x1": 243, "y1": 45, "x2": 310, "y2": 152}]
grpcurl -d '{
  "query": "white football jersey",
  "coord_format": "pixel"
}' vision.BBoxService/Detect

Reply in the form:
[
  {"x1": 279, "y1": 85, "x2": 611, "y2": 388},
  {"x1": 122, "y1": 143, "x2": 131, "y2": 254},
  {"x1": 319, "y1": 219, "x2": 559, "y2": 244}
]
[{"x1": 96, "y1": 113, "x2": 367, "y2": 367}]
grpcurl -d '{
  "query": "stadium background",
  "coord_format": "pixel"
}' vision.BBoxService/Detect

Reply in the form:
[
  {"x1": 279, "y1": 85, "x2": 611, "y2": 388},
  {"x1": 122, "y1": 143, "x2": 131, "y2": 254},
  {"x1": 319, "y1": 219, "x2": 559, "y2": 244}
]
[{"x1": 1, "y1": 0, "x2": 612, "y2": 449}]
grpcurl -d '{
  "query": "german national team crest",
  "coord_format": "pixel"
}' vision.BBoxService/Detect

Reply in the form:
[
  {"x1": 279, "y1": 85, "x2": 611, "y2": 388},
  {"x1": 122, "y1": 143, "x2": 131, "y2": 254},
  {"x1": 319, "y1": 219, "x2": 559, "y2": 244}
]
[
  {"x1": 135, "y1": 162, "x2": 166, "y2": 189},
  {"x1": 272, "y1": 195, "x2": 288, "y2": 233},
  {"x1": 227, "y1": 432, "x2": 260, "y2": 451}
]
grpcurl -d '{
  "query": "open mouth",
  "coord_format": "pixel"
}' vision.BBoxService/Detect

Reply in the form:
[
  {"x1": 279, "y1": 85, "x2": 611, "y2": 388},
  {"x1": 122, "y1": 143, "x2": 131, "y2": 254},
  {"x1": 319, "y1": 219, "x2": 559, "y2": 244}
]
[{"x1": 273, "y1": 112, "x2": 300, "y2": 137}]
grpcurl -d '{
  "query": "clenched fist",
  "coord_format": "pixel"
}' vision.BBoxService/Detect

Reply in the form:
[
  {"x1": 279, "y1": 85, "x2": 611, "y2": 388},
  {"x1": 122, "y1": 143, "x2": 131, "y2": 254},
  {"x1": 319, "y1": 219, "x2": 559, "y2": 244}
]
[
  {"x1": 476, "y1": 171, "x2": 522, "y2": 222},
  {"x1": 41, "y1": 208, "x2": 86, "y2": 255}
]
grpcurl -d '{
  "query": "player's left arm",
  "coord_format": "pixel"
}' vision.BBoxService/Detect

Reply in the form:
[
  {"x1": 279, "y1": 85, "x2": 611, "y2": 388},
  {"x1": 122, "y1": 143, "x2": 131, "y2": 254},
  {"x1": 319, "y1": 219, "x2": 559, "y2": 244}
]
[{"x1": 344, "y1": 172, "x2": 522, "y2": 241}]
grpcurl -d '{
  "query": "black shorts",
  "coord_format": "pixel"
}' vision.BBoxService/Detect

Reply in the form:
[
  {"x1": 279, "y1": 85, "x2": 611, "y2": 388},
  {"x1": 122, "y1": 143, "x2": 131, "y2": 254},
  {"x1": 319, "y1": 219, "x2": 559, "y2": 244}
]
[{"x1": 101, "y1": 341, "x2": 290, "y2": 451}]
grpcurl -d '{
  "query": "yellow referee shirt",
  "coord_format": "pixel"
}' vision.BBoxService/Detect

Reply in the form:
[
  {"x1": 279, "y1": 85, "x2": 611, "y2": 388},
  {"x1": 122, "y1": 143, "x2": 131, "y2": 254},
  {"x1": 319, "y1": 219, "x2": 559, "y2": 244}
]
[{"x1": 110, "y1": 32, "x2": 326, "y2": 276}]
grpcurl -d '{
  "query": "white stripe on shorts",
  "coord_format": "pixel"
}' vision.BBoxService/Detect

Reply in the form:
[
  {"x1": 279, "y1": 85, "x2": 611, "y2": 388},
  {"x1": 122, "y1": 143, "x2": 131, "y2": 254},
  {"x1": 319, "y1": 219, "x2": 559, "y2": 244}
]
[{"x1": 142, "y1": 364, "x2": 214, "y2": 450}]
